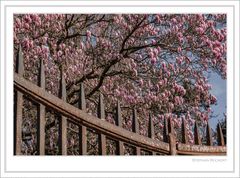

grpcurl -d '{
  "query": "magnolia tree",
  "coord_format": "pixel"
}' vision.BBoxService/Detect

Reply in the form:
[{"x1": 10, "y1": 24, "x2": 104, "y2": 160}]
[{"x1": 14, "y1": 14, "x2": 226, "y2": 153}]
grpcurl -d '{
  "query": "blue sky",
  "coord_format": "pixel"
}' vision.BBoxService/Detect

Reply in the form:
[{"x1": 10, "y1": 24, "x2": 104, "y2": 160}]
[{"x1": 208, "y1": 72, "x2": 226, "y2": 130}]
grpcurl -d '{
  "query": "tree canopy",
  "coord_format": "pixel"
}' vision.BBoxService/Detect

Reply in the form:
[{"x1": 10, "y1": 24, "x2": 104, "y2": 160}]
[{"x1": 14, "y1": 14, "x2": 226, "y2": 144}]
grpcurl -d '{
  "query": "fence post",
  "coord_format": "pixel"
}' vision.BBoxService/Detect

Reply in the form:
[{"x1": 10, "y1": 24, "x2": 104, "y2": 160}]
[
  {"x1": 132, "y1": 108, "x2": 141, "y2": 155},
  {"x1": 148, "y1": 113, "x2": 154, "y2": 139},
  {"x1": 163, "y1": 118, "x2": 169, "y2": 142},
  {"x1": 182, "y1": 118, "x2": 188, "y2": 144},
  {"x1": 217, "y1": 123, "x2": 225, "y2": 146},
  {"x1": 168, "y1": 119, "x2": 176, "y2": 155},
  {"x1": 78, "y1": 83, "x2": 87, "y2": 155},
  {"x1": 206, "y1": 122, "x2": 213, "y2": 146},
  {"x1": 37, "y1": 59, "x2": 46, "y2": 155},
  {"x1": 14, "y1": 45, "x2": 24, "y2": 155},
  {"x1": 98, "y1": 93, "x2": 106, "y2": 155},
  {"x1": 169, "y1": 133, "x2": 177, "y2": 155},
  {"x1": 59, "y1": 67, "x2": 67, "y2": 155},
  {"x1": 116, "y1": 101, "x2": 124, "y2": 155},
  {"x1": 148, "y1": 113, "x2": 156, "y2": 155},
  {"x1": 194, "y1": 122, "x2": 201, "y2": 145},
  {"x1": 168, "y1": 118, "x2": 173, "y2": 134}
]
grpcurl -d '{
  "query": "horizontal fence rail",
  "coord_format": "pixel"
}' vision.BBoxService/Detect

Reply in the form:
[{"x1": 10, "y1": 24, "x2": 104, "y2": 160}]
[{"x1": 14, "y1": 46, "x2": 226, "y2": 156}]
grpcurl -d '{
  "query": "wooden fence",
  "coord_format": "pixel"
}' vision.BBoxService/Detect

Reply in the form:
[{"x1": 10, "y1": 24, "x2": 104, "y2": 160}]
[{"x1": 14, "y1": 46, "x2": 226, "y2": 155}]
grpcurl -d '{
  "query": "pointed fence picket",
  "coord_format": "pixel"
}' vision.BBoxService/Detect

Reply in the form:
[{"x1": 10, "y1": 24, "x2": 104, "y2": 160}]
[
  {"x1": 194, "y1": 122, "x2": 201, "y2": 145},
  {"x1": 115, "y1": 101, "x2": 124, "y2": 155},
  {"x1": 78, "y1": 83, "x2": 87, "y2": 155},
  {"x1": 14, "y1": 46, "x2": 24, "y2": 155},
  {"x1": 37, "y1": 59, "x2": 46, "y2": 155},
  {"x1": 97, "y1": 93, "x2": 107, "y2": 155}
]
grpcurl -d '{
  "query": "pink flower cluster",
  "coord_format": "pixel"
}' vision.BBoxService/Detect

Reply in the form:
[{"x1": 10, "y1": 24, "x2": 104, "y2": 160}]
[{"x1": 14, "y1": 14, "x2": 226, "y2": 145}]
